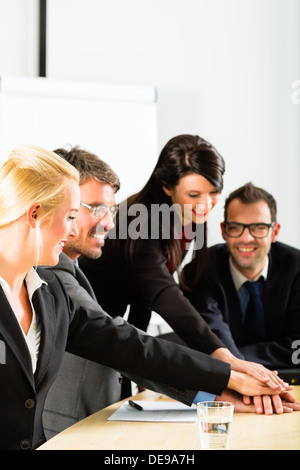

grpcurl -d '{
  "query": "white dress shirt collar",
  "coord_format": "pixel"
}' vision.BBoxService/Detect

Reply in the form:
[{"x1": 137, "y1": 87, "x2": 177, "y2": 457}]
[{"x1": 229, "y1": 255, "x2": 269, "y2": 292}]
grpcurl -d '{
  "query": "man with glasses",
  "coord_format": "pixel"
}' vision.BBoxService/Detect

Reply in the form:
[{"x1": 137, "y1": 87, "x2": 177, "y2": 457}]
[
  {"x1": 42, "y1": 146, "x2": 125, "y2": 437},
  {"x1": 187, "y1": 182, "x2": 300, "y2": 373},
  {"x1": 42, "y1": 151, "x2": 299, "y2": 438},
  {"x1": 43, "y1": 150, "x2": 276, "y2": 439}
]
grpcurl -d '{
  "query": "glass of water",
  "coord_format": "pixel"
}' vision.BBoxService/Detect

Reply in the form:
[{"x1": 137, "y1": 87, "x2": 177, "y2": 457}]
[{"x1": 196, "y1": 401, "x2": 234, "y2": 450}]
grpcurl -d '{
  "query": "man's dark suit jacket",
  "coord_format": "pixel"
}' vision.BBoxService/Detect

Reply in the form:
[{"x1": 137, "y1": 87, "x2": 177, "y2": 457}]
[
  {"x1": 187, "y1": 242, "x2": 300, "y2": 369},
  {"x1": 0, "y1": 261, "x2": 230, "y2": 450}
]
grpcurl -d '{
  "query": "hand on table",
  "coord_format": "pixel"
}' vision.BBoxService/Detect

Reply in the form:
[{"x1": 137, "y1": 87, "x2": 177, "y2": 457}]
[
  {"x1": 243, "y1": 391, "x2": 300, "y2": 415},
  {"x1": 216, "y1": 389, "x2": 255, "y2": 413},
  {"x1": 217, "y1": 389, "x2": 300, "y2": 414}
]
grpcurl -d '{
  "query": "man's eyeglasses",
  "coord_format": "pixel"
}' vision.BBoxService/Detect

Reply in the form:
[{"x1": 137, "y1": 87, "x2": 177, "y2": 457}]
[
  {"x1": 223, "y1": 222, "x2": 275, "y2": 239},
  {"x1": 80, "y1": 201, "x2": 118, "y2": 219}
]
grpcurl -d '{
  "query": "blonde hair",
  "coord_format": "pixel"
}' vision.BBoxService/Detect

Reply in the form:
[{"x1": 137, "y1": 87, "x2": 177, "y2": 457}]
[
  {"x1": 0, "y1": 144, "x2": 79, "y2": 227},
  {"x1": 0, "y1": 145, "x2": 79, "y2": 265}
]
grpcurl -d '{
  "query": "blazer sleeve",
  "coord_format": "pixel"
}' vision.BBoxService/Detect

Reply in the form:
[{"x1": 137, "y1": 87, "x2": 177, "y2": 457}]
[
  {"x1": 50, "y1": 267, "x2": 230, "y2": 401},
  {"x1": 125, "y1": 238, "x2": 225, "y2": 354},
  {"x1": 64, "y1": 295, "x2": 230, "y2": 398}
]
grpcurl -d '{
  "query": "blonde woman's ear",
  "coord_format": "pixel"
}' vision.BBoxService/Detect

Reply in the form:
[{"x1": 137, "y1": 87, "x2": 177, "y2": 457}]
[{"x1": 26, "y1": 203, "x2": 41, "y2": 228}]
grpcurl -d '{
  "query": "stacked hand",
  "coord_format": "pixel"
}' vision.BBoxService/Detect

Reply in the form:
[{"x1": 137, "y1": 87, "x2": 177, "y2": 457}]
[
  {"x1": 243, "y1": 391, "x2": 300, "y2": 414},
  {"x1": 211, "y1": 347, "x2": 300, "y2": 414},
  {"x1": 216, "y1": 389, "x2": 300, "y2": 414}
]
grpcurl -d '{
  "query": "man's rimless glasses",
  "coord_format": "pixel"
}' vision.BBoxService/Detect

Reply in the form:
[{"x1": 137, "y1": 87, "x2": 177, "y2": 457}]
[{"x1": 80, "y1": 201, "x2": 118, "y2": 219}]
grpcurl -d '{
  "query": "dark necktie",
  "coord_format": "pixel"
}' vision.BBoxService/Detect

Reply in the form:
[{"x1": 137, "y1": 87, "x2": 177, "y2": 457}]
[{"x1": 242, "y1": 278, "x2": 265, "y2": 344}]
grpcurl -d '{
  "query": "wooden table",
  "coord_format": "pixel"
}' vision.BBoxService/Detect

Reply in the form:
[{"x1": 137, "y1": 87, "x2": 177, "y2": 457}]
[{"x1": 38, "y1": 386, "x2": 300, "y2": 451}]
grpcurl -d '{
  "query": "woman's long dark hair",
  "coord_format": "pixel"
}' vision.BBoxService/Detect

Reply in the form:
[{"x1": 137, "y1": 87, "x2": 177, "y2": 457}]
[{"x1": 112, "y1": 134, "x2": 225, "y2": 290}]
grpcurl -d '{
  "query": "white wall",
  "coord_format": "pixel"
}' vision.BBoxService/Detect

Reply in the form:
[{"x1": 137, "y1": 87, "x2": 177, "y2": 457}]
[
  {"x1": 0, "y1": 0, "x2": 38, "y2": 76},
  {"x1": 1, "y1": 0, "x2": 299, "y2": 248}
]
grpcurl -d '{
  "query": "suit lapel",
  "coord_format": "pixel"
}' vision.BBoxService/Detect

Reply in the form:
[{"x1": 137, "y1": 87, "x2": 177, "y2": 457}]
[
  {"x1": 0, "y1": 288, "x2": 35, "y2": 387},
  {"x1": 75, "y1": 265, "x2": 97, "y2": 300},
  {"x1": 31, "y1": 285, "x2": 56, "y2": 388}
]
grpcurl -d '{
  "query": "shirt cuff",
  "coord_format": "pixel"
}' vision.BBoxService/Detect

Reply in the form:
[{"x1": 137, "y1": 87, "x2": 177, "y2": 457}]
[{"x1": 193, "y1": 391, "x2": 216, "y2": 405}]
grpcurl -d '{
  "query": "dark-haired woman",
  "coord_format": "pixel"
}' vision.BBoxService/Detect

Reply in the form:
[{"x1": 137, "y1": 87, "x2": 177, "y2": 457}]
[{"x1": 79, "y1": 135, "x2": 279, "y2": 379}]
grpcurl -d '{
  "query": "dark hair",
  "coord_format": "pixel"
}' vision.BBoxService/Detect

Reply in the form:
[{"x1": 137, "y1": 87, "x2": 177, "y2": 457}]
[
  {"x1": 54, "y1": 145, "x2": 120, "y2": 193},
  {"x1": 123, "y1": 134, "x2": 225, "y2": 290},
  {"x1": 130, "y1": 134, "x2": 225, "y2": 207},
  {"x1": 224, "y1": 182, "x2": 277, "y2": 223}
]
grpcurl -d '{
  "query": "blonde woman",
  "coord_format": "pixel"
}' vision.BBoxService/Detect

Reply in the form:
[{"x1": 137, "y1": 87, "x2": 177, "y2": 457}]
[{"x1": 0, "y1": 145, "x2": 293, "y2": 450}]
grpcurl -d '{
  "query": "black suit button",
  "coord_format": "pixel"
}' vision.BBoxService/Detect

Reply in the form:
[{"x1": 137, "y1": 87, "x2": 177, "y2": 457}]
[
  {"x1": 25, "y1": 398, "x2": 35, "y2": 409},
  {"x1": 20, "y1": 439, "x2": 31, "y2": 450}
]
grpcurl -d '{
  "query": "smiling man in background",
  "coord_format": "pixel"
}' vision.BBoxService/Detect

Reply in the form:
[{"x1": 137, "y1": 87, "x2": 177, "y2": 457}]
[
  {"x1": 42, "y1": 158, "x2": 300, "y2": 439},
  {"x1": 187, "y1": 182, "x2": 300, "y2": 374}
]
